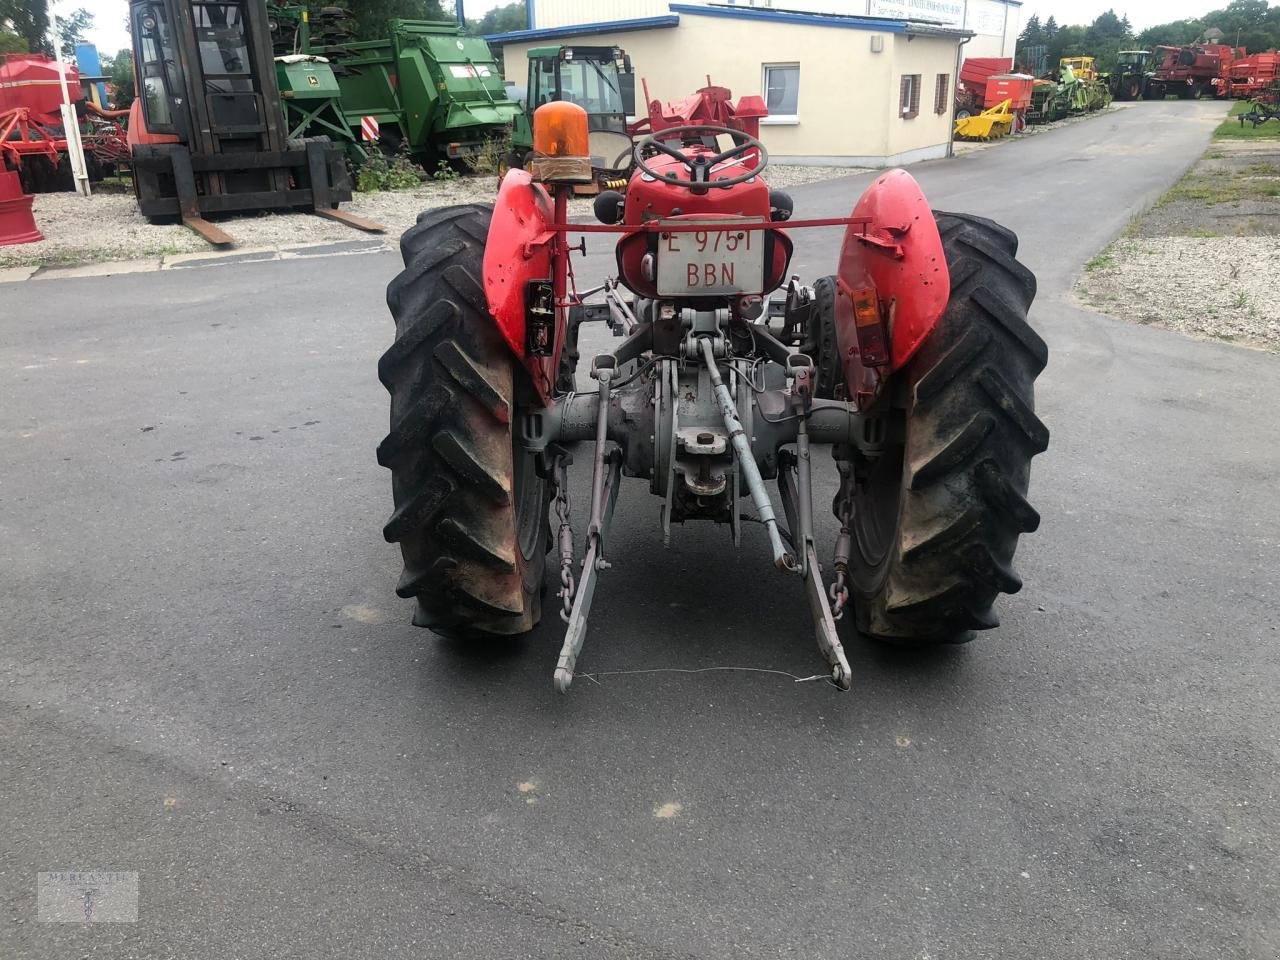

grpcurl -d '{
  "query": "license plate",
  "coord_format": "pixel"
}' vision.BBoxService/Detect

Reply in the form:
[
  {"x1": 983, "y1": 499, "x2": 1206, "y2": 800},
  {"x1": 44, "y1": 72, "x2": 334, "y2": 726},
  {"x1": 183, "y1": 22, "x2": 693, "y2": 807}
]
[{"x1": 655, "y1": 222, "x2": 765, "y2": 296}]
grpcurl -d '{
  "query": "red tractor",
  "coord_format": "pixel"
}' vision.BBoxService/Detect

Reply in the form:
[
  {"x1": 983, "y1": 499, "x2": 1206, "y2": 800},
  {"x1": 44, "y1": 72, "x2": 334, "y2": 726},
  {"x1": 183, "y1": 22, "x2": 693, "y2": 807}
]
[{"x1": 377, "y1": 103, "x2": 1048, "y2": 691}]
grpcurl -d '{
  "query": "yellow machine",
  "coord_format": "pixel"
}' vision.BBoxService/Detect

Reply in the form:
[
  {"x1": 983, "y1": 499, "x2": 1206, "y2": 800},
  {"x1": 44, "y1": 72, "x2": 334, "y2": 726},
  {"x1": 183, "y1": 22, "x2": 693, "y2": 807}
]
[
  {"x1": 1059, "y1": 57, "x2": 1098, "y2": 82},
  {"x1": 954, "y1": 99, "x2": 1014, "y2": 140}
]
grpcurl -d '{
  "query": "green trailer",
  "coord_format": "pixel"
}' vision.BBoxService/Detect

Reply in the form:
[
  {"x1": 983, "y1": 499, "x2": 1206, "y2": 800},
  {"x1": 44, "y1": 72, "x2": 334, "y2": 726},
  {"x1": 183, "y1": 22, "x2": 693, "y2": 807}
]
[{"x1": 299, "y1": 14, "x2": 519, "y2": 161}]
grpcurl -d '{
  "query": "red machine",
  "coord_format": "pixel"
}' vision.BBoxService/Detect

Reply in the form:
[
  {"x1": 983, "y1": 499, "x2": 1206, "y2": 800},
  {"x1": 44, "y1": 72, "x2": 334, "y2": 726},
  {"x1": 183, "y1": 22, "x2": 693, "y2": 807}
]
[
  {"x1": 1151, "y1": 43, "x2": 1243, "y2": 99},
  {"x1": 633, "y1": 79, "x2": 767, "y2": 140},
  {"x1": 984, "y1": 74, "x2": 1034, "y2": 110},
  {"x1": 0, "y1": 53, "x2": 129, "y2": 192},
  {"x1": 0, "y1": 166, "x2": 42, "y2": 246},
  {"x1": 1225, "y1": 51, "x2": 1280, "y2": 99},
  {"x1": 0, "y1": 54, "x2": 83, "y2": 122},
  {"x1": 956, "y1": 57, "x2": 1013, "y2": 117},
  {"x1": 377, "y1": 102, "x2": 1049, "y2": 692}
]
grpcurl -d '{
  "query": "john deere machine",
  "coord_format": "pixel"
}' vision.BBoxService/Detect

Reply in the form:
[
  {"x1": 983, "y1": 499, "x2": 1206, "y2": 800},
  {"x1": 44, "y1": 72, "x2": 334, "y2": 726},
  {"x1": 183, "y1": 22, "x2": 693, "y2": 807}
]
[
  {"x1": 126, "y1": 0, "x2": 380, "y2": 244},
  {"x1": 377, "y1": 103, "x2": 1049, "y2": 691},
  {"x1": 277, "y1": 9, "x2": 520, "y2": 163}
]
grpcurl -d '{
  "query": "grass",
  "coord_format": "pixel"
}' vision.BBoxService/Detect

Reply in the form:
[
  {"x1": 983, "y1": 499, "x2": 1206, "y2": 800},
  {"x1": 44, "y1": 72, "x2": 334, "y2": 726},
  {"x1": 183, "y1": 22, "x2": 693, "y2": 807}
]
[
  {"x1": 1084, "y1": 249, "x2": 1115, "y2": 271},
  {"x1": 1214, "y1": 98, "x2": 1280, "y2": 140},
  {"x1": 1166, "y1": 174, "x2": 1280, "y2": 205}
]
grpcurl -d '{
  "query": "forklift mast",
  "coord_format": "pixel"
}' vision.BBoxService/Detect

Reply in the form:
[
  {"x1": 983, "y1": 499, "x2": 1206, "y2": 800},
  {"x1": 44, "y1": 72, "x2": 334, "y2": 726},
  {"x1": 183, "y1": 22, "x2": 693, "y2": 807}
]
[{"x1": 127, "y1": 0, "x2": 377, "y2": 244}]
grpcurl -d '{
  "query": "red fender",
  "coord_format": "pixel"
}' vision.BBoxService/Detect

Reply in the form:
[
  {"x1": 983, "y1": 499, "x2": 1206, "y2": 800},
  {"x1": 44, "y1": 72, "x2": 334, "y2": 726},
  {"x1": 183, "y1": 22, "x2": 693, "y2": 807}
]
[
  {"x1": 483, "y1": 169, "x2": 558, "y2": 404},
  {"x1": 833, "y1": 169, "x2": 948, "y2": 404}
]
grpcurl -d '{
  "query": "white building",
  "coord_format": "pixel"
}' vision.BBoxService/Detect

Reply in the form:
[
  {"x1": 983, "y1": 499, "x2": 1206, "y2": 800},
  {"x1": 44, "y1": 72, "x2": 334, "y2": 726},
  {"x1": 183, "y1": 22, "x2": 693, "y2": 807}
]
[{"x1": 489, "y1": 0, "x2": 1022, "y2": 166}]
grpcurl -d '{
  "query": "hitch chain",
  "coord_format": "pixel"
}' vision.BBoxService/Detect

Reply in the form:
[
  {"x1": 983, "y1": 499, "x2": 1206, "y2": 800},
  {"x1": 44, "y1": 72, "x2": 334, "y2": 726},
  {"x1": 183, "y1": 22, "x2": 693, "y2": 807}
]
[
  {"x1": 553, "y1": 456, "x2": 576, "y2": 623},
  {"x1": 829, "y1": 463, "x2": 854, "y2": 621}
]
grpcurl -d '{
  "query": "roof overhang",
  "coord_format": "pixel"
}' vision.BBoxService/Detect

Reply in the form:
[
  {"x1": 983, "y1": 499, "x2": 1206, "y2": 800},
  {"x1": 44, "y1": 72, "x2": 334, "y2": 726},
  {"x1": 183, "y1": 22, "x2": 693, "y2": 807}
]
[
  {"x1": 486, "y1": 15, "x2": 679, "y2": 45},
  {"x1": 669, "y1": 3, "x2": 970, "y2": 37}
]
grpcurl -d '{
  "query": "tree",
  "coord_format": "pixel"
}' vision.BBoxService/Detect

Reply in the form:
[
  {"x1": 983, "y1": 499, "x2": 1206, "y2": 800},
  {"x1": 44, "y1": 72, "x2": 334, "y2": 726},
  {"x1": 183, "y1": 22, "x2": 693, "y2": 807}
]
[
  {"x1": 465, "y1": 1, "x2": 525, "y2": 35},
  {"x1": 1019, "y1": 13, "x2": 1043, "y2": 47},
  {"x1": 52, "y1": 6, "x2": 92, "y2": 58},
  {"x1": 1044, "y1": 16, "x2": 1059, "y2": 42},
  {"x1": 101, "y1": 47, "x2": 135, "y2": 107},
  {"x1": 0, "y1": 0, "x2": 50, "y2": 54},
  {"x1": 0, "y1": 27, "x2": 28, "y2": 53},
  {"x1": 342, "y1": 0, "x2": 447, "y2": 40},
  {"x1": 1136, "y1": 18, "x2": 1204, "y2": 48}
]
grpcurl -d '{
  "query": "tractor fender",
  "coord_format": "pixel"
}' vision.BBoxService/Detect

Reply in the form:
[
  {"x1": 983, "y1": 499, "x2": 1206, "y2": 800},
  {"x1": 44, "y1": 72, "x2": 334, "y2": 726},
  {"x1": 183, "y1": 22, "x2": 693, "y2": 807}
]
[
  {"x1": 483, "y1": 169, "x2": 558, "y2": 402},
  {"x1": 834, "y1": 168, "x2": 949, "y2": 381}
]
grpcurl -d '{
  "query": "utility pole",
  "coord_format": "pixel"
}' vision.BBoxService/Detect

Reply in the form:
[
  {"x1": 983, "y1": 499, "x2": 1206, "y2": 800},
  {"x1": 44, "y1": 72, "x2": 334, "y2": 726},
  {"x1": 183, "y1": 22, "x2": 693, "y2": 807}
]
[{"x1": 49, "y1": 16, "x2": 91, "y2": 197}]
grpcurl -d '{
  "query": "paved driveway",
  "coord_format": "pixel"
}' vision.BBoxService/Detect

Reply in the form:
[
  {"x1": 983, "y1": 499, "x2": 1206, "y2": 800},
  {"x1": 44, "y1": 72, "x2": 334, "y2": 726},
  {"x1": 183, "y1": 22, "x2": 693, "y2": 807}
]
[{"x1": 3, "y1": 99, "x2": 1276, "y2": 959}]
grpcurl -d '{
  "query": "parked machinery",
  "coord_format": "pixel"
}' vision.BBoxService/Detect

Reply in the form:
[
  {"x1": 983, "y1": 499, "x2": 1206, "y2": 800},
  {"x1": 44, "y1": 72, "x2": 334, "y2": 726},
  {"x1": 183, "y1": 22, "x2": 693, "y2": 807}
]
[
  {"x1": 1027, "y1": 63, "x2": 1110, "y2": 124},
  {"x1": 288, "y1": 12, "x2": 521, "y2": 163},
  {"x1": 954, "y1": 98, "x2": 1016, "y2": 139},
  {"x1": 126, "y1": 0, "x2": 381, "y2": 244},
  {"x1": 1239, "y1": 79, "x2": 1280, "y2": 126},
  {"x1": 0, "y1": 52, "x2": 130, "y2": 192},
  {"x1": 1148, "y1": 42, "x2": 1244, "y2": 100},
  {"x1": 1225, "y1": 51, "x2": 1280, "y2": 100},
  {"x1": 955, "y1": 57, "x2": 1013, "y2": 119},
  {"x1": 274, "y1": 53, "x2": 366, "y2": 164},
  {"x1": 376, "y1": 103, "x2": 1049, "y2": 691},
  {"x1": 1108, "y1": 50, "x2": 1154, "y2": 101}
]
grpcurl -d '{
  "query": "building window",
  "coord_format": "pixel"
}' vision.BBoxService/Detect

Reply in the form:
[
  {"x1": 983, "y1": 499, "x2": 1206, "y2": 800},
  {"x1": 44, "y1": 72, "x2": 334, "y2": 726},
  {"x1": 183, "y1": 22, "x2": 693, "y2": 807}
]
[
  {"x1": 900, "y1": 74, "x2": 920, "y2": 119},
  {"x1": 762, "y1": 63, "x2": 799, "y2": 123},
  {"x1": 934, "y1": 73, "x2": 950, "y2": 114}
]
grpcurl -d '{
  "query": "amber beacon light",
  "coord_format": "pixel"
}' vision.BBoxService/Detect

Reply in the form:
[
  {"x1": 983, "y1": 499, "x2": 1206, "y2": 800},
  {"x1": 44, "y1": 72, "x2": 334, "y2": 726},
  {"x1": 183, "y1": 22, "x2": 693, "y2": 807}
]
[{"x1": 532, "y1": 101, "x2": 592, "y2": 183}]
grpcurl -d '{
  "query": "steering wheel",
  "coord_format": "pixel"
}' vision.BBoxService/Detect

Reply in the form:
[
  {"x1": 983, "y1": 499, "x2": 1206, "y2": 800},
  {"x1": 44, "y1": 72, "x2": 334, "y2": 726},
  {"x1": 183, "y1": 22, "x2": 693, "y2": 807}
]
[{"x1": 633, "y1": 124, "x2": 768, "y2": 190}]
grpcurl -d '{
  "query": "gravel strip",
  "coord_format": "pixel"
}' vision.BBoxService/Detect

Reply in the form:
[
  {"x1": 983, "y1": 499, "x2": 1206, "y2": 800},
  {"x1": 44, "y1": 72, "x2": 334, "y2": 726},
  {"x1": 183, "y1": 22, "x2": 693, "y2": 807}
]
[
  {"x1": 2, "y1": 163, "x2": 865, "y2": 270},
  {"x1": 1076, "y1": 137, "x2": 1280, "y2": 353},
  {"x1": 1077, "y1": 236, "x2": 1280, "y2": 351}
]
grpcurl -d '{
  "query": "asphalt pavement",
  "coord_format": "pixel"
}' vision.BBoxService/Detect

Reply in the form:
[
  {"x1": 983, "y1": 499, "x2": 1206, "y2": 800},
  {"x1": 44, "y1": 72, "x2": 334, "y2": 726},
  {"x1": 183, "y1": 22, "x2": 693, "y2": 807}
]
[{"x1": 3, "y1": 99, "x2": 1277, "y2": 959}]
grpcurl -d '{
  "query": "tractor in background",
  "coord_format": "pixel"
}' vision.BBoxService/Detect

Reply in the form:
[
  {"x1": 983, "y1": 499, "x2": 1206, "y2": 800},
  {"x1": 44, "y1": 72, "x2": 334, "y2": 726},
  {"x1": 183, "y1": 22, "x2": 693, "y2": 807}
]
[
  {"x1": 377, "y1": 102, "x2": 1049, "y2": 692},
  {"x1": 1108, "y1": 50, "x2": 1154, "y2": 101},
  {"x1": 508, "y1": 45, "x2": 637, "y2": 189}
]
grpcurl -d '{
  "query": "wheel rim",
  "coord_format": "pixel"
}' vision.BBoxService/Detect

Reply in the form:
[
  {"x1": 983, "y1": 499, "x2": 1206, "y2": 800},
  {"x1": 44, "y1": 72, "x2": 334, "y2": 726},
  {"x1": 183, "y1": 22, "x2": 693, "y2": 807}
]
[
  {"x1": 513, "y1": 447, "x2": 546, "y2": 562},
  {"x1": 851, "y1": 441, "x2": 906, "y2": 574}
]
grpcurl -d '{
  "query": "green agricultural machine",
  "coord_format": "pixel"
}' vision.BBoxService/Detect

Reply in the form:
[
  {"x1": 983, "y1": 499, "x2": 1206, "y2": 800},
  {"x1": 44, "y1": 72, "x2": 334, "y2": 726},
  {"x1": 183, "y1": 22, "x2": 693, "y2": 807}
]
[
  {"x1": 274, "y1": 53, "x2": 366, "y2": 163},
  {"x1": 1027, "y1": 64, "x2": 1111, "y2": 124},
  {"x1": 273, "y1": 9, "x2": 519, "y2": 162}
]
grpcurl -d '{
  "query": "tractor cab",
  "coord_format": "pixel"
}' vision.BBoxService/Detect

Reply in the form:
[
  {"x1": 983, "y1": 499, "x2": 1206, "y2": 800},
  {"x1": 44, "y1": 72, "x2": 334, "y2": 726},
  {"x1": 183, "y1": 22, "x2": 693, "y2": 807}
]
[
  {"x1": 1117, "y1": 50, "x2": 1151, "y2": 71},
  {"x1": 512, "y1": 46, "x2": 636, "y2": 172}
]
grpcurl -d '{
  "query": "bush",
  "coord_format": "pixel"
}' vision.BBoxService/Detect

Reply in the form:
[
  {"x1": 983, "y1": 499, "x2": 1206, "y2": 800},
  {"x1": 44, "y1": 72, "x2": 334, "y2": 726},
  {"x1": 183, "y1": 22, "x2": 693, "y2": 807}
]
[
  {"x1": 431, "y1": 162, "x2": 460, "y2": 182},
  {"x1": 464, "y1": 137, "x2": 511, "y2": 176},
  {"x1": 355, "y1": 147, "x2": 427, "y2": 191}
]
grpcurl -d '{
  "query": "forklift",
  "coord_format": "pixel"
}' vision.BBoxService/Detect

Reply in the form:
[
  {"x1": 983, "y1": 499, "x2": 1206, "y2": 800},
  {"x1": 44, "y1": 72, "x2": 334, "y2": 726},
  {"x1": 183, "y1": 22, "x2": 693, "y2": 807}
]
[{"x1": 126, "y1": 0, "x2": 381, "y2": 245}]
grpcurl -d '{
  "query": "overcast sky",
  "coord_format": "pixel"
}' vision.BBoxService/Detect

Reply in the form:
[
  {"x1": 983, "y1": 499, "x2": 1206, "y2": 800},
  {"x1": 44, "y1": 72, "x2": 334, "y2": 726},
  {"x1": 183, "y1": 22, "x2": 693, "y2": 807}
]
[{"x1": 71, "y1": 0, "x2": 1229, "y2": 61}]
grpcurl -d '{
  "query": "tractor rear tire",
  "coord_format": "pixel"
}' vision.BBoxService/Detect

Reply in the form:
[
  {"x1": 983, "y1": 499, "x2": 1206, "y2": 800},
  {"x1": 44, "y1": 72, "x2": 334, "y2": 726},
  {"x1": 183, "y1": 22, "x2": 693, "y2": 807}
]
[
  {"x1": 846, "y1": 211, "x2": 1048, "y2": 645},
  {"x1": 378, "y1": 203, "x2": 550, "y2": 640}
]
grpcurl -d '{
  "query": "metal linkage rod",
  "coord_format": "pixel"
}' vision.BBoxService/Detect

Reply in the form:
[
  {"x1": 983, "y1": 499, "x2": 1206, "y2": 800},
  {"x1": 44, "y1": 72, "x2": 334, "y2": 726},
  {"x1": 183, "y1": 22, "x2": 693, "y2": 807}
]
[{"x1": 698, "y1": 337, "x2": 794, "y2": 572}]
